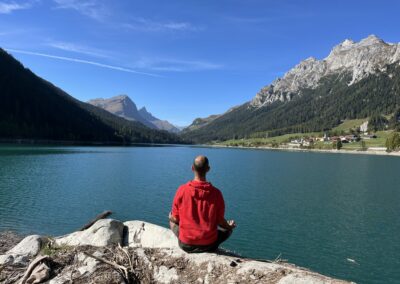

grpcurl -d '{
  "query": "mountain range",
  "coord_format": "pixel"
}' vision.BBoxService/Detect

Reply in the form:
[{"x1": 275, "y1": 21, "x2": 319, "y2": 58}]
[
  {"x1": 1, "y1": 35, "x2": 400, "y2": 145},
  {"x1": 0, "y1": 48, "x2": 182, "y2": 144},
  {"x1": 88, "y1": 96, "x2": 181, "y2": 133},
  {"x1": 182, "y1": 35, "x2": 400, "y2": 142}
]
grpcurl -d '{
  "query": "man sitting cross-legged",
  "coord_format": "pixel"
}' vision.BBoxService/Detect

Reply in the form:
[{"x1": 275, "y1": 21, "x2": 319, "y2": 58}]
[{"x1": 169, "y1": 155, "x2": 236, "y2": 253}]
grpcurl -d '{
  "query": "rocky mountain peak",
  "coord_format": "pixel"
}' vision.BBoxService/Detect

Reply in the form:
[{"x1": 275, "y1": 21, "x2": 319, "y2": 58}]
[
  {"x1": 138, "y1": 106, "x2": 157, "y2": 121},
  {"x1": 88, "y1": 95, "x2": 153, "y2": 127},
  {"x1": 340, "y1": 39, "x2": 355, "y2": 48},
  {"x1": 88, "y1": 95, "x2": 181, "y2": 133},
  {"x1": 115, "y1": 94, "x2": 129, "y2": 99},
  {"x1": 251, "y1": 35, "x2": 400, "y2": 107},
  {"x1": 360, "y1": 34, "x2": 384, "y2": 45}
]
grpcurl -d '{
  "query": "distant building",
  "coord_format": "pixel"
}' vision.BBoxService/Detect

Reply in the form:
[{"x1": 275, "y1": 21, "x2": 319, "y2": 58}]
[
  {"x1": 360, "y1": 121, "x2": 369, "y2": 133},
  {"x1": 331, "y1": 136, "x2": 340, "y2": 142}
]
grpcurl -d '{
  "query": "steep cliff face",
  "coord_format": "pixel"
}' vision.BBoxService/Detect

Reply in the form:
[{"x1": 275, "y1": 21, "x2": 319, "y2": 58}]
[
  {"x1": 88, "y1": 95, "x2": 156, "y2": 129},
  {"x1": 251, "y1": 35, "x2": 400, "y2": 107}
]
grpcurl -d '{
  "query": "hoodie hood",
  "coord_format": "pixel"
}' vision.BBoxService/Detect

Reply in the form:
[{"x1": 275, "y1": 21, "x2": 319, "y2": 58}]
[{"x1": 187, "y1": 180, "x2": 214, "y2": 199}]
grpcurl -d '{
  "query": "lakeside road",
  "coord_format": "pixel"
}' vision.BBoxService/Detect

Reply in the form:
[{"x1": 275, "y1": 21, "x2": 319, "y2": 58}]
[{"x1": 206, "y1": 144, "x2": 400, "y2": 157}]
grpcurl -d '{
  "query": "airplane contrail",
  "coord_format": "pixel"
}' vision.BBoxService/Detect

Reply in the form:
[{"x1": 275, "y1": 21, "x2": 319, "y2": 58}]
[{"x1": 5, "y1": 48, "x2": 161, "y2": 77}]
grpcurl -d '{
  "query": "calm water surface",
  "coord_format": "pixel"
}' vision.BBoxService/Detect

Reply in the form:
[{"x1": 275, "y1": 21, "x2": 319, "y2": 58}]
[{"x1": 0, "y1": 145, "x2": 399, "y2": 283}]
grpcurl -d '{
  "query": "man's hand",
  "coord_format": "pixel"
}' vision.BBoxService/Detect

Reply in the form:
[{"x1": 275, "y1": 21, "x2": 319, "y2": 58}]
[
  {"x1": 169, "y1": 212, "x2": 179, "y2": 224},
  {"x1": 227, "y1": 220, "x2": 236, "y2": 229},
  {"x1": 219, "y1": 219, "x2": 237, "y2": 231}
]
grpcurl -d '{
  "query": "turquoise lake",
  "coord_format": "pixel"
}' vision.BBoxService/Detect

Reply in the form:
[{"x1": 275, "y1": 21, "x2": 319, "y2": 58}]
[{"x1": 0, "y1": 145, "x2": 399, "y2": 283}]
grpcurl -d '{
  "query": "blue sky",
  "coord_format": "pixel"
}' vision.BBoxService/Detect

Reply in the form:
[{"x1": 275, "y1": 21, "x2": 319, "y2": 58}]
[{"x1": 1, "y1": 0, "x2": 400, "y2": 126}]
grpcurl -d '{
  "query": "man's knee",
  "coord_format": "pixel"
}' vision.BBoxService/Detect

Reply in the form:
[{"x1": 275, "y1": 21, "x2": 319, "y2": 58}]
[{"x1": 217, "y1": 228, "x2": 232, "y2": 245}]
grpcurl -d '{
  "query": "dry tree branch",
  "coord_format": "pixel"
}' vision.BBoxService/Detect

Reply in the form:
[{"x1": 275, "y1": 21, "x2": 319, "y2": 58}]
[
  {"x1": 83, "y1": 251, "x2": 129, "y2": 284},
  {"x1": 79, "y1": 211, "x2": 112, "y2": 231},
  {"x1": 118, "y1": 243, "x2": 134, "y2": 273}
]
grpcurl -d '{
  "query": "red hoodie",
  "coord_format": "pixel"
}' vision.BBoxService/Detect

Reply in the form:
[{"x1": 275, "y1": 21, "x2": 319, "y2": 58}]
[{"x1": 171, "y1": 180, "x2": 225, "y2": 245}]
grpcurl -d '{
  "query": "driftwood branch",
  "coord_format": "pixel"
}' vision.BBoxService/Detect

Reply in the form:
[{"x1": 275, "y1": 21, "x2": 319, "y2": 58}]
[
  {"x1": 80, "y1": 211, "x2": 112, "y2": 231},
  {"x1": 19, "y1": 255, "x2": 49, "y2": 284}
]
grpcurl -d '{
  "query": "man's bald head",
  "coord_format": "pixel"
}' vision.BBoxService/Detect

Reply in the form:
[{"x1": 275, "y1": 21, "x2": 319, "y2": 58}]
[{"x1": 192, "y1": 155, "x2": 210, "y2": 176}]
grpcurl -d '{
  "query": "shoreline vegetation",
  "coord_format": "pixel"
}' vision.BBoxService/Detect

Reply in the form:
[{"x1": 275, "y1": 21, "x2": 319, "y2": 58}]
[
  {"x1": 206, "y1": 143, "x2": 400, "y2": 157},
  {"x1": 206, "y1": 129, "x2": 400, "y2": 157},
  {"x1": 1, "y1": 137, "x2": 400, "y2": 157}
]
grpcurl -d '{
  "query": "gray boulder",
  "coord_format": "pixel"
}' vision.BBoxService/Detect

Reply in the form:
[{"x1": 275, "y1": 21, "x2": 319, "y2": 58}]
[
  {"x1": 55, "y1": 219, "x2": 124, "y2": 247},
  {"x1": 0, "y1": 235, "x2": 45, "y2": 265},
  {"x1": 7, "y1": 235, "x2": 44, "y2": 256}
]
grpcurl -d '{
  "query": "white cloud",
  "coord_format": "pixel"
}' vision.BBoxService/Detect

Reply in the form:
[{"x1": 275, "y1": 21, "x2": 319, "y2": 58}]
[
  {"x1": 52, "y1": 0, "x2": 106, "y2": 20},
  {"x1": 46, "y1": 41, "x2": 110, "y2": 58},
  {"x1": 52, "y1": 1, "x2": 200, "y2": 32},
  {"x1": 5, "y1": 48, "x2": 160, "y2": 77},
  {"x1": 123, "y1": 18, "x2": 202, "y2": 32},
  {"x1": 0, "y1": 1, "x2": 32, "y2": 14},
  {"x1": 133, "y1": 58, "x2": 223, "y2": 72}
]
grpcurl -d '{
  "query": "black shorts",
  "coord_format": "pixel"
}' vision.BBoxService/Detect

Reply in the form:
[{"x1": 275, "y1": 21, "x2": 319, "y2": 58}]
[{"x1": 171, "y1": 224, "x2": 232, "y2": 253}]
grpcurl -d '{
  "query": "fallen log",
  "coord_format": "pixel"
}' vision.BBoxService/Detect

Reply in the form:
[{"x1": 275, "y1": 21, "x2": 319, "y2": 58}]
[{"x1": 79, "y1": 211, "x2": 113, "y2": 231}]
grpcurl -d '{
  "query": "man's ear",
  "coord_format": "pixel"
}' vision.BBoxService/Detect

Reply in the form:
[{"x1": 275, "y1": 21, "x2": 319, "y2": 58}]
[
  {"x1": 206, "y1": 166, "x2": 210, "y2": 173},
  {"x1": 191, "y1": 165, "x2": 195, "y2": 172}
]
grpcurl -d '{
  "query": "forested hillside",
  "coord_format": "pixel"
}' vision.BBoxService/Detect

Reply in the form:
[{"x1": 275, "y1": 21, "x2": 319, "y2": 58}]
[
  {"x1": 182, "y1": 63, "x2": 400, "y2": 143},
  {"x1": 0, "y1": 49, "x2": 183, "y2": 144}
]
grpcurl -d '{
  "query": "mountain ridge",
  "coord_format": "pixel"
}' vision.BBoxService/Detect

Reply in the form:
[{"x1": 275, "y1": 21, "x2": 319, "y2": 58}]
[
  {"x1": 138, "y1": 106, "x2": 181, "y2": 133},
  {"x1": 183, "y1": 35, "x2": 400, "y2": 143},
  {"x1": 251, "y1": 35, "x2": 400, "y2": 107}
]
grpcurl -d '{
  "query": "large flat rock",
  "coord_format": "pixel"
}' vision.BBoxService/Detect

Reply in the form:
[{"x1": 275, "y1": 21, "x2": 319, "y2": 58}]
[
  {"x1": 124, "y1": 220, "x2": 352, "y2": 283},
  {"x1": 0, "y1": 219, "x2": 352, "y2": 283},
  {"x1": 124, "y1": 220, "x2": 180, "y2": 249}
]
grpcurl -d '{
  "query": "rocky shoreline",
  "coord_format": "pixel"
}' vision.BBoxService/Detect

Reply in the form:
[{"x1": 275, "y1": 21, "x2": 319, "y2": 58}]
[{"x1": 0, "y1": 219, "x2": 352, "y2": 283}]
